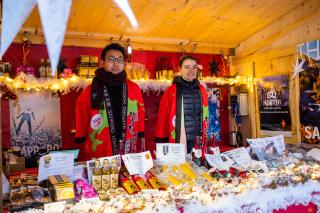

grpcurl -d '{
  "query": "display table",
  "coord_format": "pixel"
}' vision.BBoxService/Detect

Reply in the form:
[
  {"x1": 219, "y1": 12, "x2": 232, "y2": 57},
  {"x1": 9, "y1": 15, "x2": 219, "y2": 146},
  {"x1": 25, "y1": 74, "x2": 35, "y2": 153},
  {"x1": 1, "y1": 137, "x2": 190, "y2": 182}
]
[
  {"x1": 4, "y1": 144, "x2": 320, "y2": 212},
  {"x1": 4, "y1": 180, "x2": 318, "y2": 213}
]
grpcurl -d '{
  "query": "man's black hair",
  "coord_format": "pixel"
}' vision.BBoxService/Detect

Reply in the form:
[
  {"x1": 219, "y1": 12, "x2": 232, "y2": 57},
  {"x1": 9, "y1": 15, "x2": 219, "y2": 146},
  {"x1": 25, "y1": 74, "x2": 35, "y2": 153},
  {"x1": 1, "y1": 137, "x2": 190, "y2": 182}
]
[
  {"x1": 179, "y1": 55, "x2": 197, "y2": 68},
  {"x1": 101, "y1": 43, "x2": 126, "y2": 61}
]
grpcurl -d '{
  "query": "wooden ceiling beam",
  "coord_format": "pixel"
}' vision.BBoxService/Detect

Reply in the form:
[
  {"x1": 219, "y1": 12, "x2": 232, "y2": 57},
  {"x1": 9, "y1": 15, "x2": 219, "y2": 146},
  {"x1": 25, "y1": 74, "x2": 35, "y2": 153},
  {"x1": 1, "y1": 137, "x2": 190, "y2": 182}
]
[
  {"x1": 236, "y1": 0, "x2": 320, "y2": 57},
  {"x1": 13, "y1": 30, "x2": 234, "y2": 55},
  {"x1": 13, "y1": 27, "x2": 236, "y2": 54},
  {"x1": 232, "y1": 46, "x2": 296, "y2": 65}
]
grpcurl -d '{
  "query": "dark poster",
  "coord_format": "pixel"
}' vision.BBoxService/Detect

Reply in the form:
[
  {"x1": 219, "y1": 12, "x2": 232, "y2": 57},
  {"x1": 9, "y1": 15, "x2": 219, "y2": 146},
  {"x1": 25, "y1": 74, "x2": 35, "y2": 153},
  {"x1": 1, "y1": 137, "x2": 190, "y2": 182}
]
[{"x1": 257, "y1": 75, "x2": 292, "y2": 136}]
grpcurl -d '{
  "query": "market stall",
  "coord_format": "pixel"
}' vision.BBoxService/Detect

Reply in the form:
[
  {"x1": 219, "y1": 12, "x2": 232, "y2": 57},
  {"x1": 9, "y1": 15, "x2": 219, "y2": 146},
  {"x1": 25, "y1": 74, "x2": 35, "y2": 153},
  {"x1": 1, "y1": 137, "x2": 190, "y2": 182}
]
[{"x1": 1, "y1": 0, "x2": 320, "y2": 212}]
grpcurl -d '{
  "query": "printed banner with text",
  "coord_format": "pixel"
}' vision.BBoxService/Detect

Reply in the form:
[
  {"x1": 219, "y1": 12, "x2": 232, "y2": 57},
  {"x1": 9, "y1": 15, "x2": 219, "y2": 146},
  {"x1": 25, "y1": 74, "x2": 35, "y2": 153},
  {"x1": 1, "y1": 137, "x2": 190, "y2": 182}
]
[
  {"x1": 10, "y1": 91, "x2": 61, "y2": 167},
  {"x1": 257, "y1": 75, "x2": 292, "y2": 136}
]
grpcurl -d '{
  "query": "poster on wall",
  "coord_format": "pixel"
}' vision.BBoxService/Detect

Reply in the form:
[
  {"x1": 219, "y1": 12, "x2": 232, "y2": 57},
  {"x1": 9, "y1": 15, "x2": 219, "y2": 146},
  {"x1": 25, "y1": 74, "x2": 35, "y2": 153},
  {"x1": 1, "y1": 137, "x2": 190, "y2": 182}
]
[
  {"x1": 207, "y1": 87, "x2": 221, "y2": 141},
  {"x1": 298, "y1": 40, "x2": 320, "y2": 144},
  {"x1": 257, "y1": 75, "x2": 292, "y2": 137},
  {"x1": 10, "y1": 91, "x2": 62, "y2": 167}
]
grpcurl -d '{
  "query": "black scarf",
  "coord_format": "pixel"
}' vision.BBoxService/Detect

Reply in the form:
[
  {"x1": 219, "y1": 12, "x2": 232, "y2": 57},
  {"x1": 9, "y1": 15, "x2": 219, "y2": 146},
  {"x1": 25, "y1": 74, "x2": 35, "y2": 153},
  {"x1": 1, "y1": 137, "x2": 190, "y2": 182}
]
[
  {"x1": 172, "y1": 76, "x2": 200, "y2": 88},
  {"x1": 91, "y1": 68, "x2": 127, "y2": 109}
]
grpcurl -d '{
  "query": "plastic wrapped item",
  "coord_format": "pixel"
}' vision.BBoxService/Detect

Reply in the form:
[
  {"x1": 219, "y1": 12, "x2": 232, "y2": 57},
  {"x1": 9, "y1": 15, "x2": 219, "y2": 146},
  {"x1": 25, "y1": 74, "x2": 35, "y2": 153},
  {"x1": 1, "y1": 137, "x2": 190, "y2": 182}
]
[
  {"x1": 179, "y1": 163, "x2": 197, "y2": 180},
  {"x1": 74, "y1": 179, "x2": 98, "y2": 200},
  {"x1": 10, "y1": 186, "x2": 52, "y2": 211},
  {"x1": 172, "y1": 165, "x2": 192, "y2": 184},
  {"x1": 145, "y1": 171, "x2": 167, "y2": 190}
]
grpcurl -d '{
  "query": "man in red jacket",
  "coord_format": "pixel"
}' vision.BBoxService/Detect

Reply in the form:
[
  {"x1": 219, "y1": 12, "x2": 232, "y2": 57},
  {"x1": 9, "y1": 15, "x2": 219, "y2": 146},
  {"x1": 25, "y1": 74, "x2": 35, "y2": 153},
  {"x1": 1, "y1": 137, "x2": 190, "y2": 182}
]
[{"x1": 75, "y1": 43, "x2": 145, "y2": 160}]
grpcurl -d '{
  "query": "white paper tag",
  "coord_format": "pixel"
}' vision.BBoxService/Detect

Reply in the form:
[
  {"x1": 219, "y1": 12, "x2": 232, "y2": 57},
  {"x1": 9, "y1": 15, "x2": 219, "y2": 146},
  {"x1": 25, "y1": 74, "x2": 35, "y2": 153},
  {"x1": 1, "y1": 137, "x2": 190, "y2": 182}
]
[
  {"x1": 224, "y1": 147, "x2": 252, "y2": 168},
  {"x1": 265, "y1": 135, "x2": 286, "y2": 154},
  {"x1": 156, "y1": 143, "x2": 186, "y2": 165},
  {"x1": 307, "y1": 148, "x2": 320, "y2": 162},
  {"x1": 38, "y1": 153, "x2": 74, "y2": 182},
  {"x1": 122, "y1": 151, "x2": 153, "y2": 176},
  {"x1": 205, "y1": 154, "x2": 234, "y2": 170},
  {"x1": 81, "y1": 197, "x2": 101, "y2": 205}
]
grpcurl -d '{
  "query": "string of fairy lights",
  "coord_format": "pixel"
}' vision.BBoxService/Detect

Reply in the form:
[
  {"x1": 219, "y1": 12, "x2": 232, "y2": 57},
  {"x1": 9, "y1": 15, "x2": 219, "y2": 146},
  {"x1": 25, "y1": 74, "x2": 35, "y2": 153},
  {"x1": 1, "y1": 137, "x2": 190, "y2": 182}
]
[{"x1": 0, "y1": 73, "x2": 255, "y2": 95}]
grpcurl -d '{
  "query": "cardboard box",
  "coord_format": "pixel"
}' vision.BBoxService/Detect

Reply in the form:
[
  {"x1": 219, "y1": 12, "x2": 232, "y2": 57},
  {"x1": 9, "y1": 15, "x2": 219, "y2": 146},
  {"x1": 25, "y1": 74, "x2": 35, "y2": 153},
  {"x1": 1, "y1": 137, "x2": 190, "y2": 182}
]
[
  {"x1": 77, "y1": 55, "x2": 90, "y2": 67},
  {"x1": 7, "y1": 156, "x2": 25, "y2": 172},
  {"x1": 49, "y1": 175, "x2": 74, "y2": 201},
  {"x1": 89, "y1": 56, "x2": 98, "y2": 67}
]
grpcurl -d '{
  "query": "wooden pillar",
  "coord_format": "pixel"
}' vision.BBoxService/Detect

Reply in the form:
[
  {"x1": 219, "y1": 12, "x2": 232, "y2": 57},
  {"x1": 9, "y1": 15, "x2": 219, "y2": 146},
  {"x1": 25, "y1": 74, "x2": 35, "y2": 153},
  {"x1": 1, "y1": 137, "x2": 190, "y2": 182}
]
[{"x1": 250, "y1": 62, "x2": 258, "y2": 138}]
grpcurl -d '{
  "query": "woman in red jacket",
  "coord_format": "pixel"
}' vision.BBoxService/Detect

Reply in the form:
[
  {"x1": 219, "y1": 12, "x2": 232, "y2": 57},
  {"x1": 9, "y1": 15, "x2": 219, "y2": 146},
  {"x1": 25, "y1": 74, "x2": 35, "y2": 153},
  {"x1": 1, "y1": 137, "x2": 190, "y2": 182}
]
[
  {"x1": 155, "y1": 55, "x2": 209, "y2": 154},
  {"x1": 75, "y1": 43, "x2": 145, "y2": 160}
]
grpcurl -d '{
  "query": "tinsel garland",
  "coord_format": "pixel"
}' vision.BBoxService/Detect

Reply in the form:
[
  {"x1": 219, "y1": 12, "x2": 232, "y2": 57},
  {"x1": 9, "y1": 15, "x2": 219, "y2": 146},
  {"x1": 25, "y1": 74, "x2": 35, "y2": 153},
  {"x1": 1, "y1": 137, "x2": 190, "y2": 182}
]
[{"x1": 0, "y1": 73, "x2": 253, "y2": 95}]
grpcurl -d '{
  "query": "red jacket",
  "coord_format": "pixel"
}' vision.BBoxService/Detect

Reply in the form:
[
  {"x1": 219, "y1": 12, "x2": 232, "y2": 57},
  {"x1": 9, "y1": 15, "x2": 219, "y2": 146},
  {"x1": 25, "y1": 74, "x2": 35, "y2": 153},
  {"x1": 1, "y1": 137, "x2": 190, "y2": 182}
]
[
  {"x1": 155, "y1": 83, "x2": 209, "y2": 146},
  {"x1": 75, "y1": 80, "x2": 144, "y2": 160}
]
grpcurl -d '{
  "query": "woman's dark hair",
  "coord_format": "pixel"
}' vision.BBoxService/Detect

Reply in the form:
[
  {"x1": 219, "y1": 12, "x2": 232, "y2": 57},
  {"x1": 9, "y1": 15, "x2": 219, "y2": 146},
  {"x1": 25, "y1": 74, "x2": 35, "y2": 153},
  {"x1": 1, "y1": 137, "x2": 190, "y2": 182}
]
[
  {"x1": 101, "y1": 43, "x2": 126, "y2": 61},
  {"x1": 179, "y1": 55, "x2": 197, "y2": 68}
]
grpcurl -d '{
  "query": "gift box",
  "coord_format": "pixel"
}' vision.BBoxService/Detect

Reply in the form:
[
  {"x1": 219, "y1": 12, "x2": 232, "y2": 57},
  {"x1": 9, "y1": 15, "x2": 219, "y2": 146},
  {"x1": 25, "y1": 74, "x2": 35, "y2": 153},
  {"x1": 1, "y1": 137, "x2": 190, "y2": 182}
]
[
  {"x1": 89, "y1": 56, "x2": 99, "y2": 67},
  {"x1": 77, "y1": 55, "x2": 90, "y2": 67},
  {"x1": 49, "y1": 175, "x2": 75, "y2": 201}
]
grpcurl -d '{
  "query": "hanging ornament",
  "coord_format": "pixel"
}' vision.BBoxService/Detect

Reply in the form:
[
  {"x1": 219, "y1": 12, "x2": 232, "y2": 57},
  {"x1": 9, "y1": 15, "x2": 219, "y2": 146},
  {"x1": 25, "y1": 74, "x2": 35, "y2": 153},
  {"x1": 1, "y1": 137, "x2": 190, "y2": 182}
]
[
  {"x1": 209, "y1": 57, "x2": 220, "y2": 77},
  {"x1": 16, "y1": 32, "x2": 35, "y2": 77},
  {"x1": 0, "y1": 83, "x2": 20, "y2": 112}
]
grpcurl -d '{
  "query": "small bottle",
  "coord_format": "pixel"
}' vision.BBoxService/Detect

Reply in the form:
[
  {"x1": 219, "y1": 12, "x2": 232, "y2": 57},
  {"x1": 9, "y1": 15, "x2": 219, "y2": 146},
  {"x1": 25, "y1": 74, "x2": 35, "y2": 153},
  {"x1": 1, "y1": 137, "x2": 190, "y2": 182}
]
[
  {"x1": 191, "y1": 136, "x2": 202, "y2": 166},
  {"x1": 92, "y1": 160, "x2": 102, "y2": 191},
  {"x1": 39, "y1": 58, "x2": 46, "y2": 78},
  {"x1": 101, "y1": 159, "x2": 111, "y2": 191},
  {"x1": 45, "y1": 59, "x2": 52, "y2": 78},
  {"x1": 207, "y1": 136, "x2": 219, "y2": 155},
  {"x1": 110, "y1": 158, "x2": 119, "y2": 189}
]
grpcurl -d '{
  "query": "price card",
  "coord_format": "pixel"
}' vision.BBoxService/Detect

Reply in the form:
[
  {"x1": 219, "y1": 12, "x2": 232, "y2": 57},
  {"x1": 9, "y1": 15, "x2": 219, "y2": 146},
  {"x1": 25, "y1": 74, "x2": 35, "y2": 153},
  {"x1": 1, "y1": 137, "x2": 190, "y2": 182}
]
[
  {"x1": 224, "y1": 147, "x2": 252, "y2": 168},
  {"x1": 38, "y1": 153, "x2": 74, "y2": 182},
  {"x1": 122, "y1": 151, "x2": 153, "y2": 176},
  {"x1": 205, "y1": 153, "x2": 234, "y2": 170},
  {"x1": 156, "y1": 143, "x2": 186, "y2": 165}
]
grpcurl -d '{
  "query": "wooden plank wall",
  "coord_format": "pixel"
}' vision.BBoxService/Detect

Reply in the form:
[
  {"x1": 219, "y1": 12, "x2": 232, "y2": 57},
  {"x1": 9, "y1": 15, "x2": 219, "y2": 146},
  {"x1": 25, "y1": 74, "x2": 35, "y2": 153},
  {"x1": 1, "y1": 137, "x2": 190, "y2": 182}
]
[{"x1": 231, "y1": 0, "x2": 320, "y2": 143}]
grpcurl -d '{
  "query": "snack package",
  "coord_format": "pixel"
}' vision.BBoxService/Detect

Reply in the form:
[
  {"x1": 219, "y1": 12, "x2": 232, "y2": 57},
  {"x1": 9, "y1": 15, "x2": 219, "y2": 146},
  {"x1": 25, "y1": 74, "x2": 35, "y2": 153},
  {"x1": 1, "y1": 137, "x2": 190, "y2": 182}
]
[
  {"x1": 145, "y1": 171, "x2": 167, "y2": 190},
  {"x1": 179, "y1": 163, "x2": 197, "y2": 180},
  {"x1": 131, "y1": 174, "x2": 152, "y2": 190},
  {"x1": 173, "y1": 165, "x2": 192, "y2": 183},
  {"x1": 32, "y1": 187, "x2": 52, "y2": 203},
  {"x1": 120, "y1": 173, "x2": 139, "y2": 195},
  {"x1": 166, "y1": 174, "x2": 182, "y2": 186}
]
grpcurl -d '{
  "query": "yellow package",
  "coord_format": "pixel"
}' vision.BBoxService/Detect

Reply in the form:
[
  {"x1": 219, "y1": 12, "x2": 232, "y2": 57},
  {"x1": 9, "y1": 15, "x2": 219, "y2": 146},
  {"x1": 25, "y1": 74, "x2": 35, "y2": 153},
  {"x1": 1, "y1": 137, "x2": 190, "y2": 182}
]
[
  {"x1": 132, "y1": 175, "x2": 152, "y2": 190},
  {"x1": 179, "y1": 164, "x2": 197, "y2": 180},
  {"x1": 121, "y1": 179, "x2": 139, "y2": 195},
  {"x1": 54, "y1": 183, "x2": 74, "y2": 201},
  {"x1": 166, "y1": 174, "x2": 182, "y2": 186}
]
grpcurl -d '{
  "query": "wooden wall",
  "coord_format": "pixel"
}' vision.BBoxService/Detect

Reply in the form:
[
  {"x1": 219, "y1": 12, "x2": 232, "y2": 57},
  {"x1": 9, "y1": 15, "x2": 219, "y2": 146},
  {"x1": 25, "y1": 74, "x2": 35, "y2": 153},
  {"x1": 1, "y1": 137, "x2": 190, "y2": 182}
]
[{"x1": 231, "y1": 0, "x2": 320, "y2": 143}]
